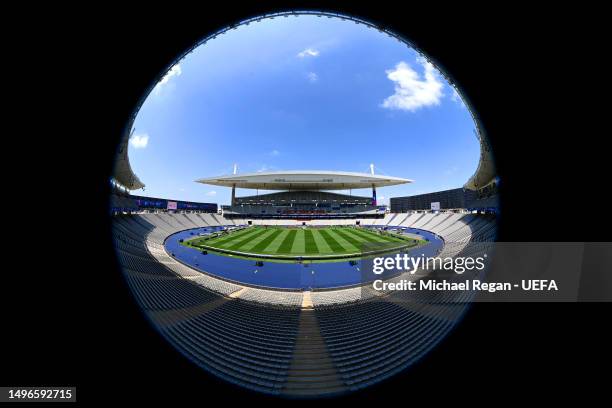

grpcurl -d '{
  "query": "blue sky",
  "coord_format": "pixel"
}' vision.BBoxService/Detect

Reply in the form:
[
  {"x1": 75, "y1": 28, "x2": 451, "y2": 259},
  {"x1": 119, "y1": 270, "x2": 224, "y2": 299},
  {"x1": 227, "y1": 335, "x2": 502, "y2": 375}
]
[{"x1": 128, "y1": 15, "x2": 479, "y2": 206}]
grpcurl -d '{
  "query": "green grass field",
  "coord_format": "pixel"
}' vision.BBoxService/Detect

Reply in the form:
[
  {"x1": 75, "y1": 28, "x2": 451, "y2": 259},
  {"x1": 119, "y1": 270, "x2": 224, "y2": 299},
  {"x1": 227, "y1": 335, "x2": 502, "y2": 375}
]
[{"x1": 182, "y1": 226, "x2": 422, "y2": 260}]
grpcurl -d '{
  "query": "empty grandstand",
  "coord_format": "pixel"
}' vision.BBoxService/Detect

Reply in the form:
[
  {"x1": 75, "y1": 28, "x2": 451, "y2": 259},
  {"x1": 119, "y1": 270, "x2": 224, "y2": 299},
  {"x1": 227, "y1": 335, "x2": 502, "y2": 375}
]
[
  {"x1": 197, "y1": 169, "x2": 410, "y2": 218},
  {"x1": 113, "y1": 185, "x2": 495, "y2": 397},
  {"x1": 390, "y1": 185, "x2": 499, "y2": 214},
  {"x1": 111, "y1": 164, "x2": 497, "y2": 396},
  {"x1": 225, "y1": 190, "x2": 377, "y2": 216},
  {"x1": 111, "y1": 204, "x2": 496, "y2": 396},
  {"x1": 391, "y1": 187, "x2": 477, "y2": 212},
  {"x1": 110, "y1": 184, "x2": 217, "y2": 215}
]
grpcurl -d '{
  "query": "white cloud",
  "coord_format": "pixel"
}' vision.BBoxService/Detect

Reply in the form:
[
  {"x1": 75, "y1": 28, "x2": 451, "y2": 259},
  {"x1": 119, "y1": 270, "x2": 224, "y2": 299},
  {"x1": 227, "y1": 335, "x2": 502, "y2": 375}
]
[
  {"x1": 381, "y1": 57, "x2": 444, "y2": 112},
  {"x1": 154, "y1": 64, "x2": 182, "y2": 94},
  {"x1": 270, "y1": 149, "x2": 280, "y2": 156},
  {"x1": 205, "y1": 190, "x2": 217, "y2": 196},
  {"x1": 297, "y1": 48, "x2": 319, "y2": 58},
  {"x1": 129, "y1": 133, "x2": 149, "y2": 149},
  {"x1": 307, "y1": 72, "x2": 318, "y2": 83}
]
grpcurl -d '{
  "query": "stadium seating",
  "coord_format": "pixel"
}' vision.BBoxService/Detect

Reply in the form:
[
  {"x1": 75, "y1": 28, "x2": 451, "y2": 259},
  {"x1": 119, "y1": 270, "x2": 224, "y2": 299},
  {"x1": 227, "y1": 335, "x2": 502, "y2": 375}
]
[
  {"x1": 110, "y1": 188, "x2": 138, "y2": 213},
  {"x1": 399, "y1": 212, "x2": 423, "y2": 226},
  {"x1": 111, "y1": 211, "x2": 495, "y2": 396},
  {"x1": 410, "y1": 212, "x2": 435, "y2": 229}
]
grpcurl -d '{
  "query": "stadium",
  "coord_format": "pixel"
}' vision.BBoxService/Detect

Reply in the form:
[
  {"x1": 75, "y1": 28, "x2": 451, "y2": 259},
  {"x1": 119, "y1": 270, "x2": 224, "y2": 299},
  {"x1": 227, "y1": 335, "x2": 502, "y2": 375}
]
[
  {"x1": 110, "y1": 11, "x2": 499, "y2": 398},
  {"x1": 111, "y1": 152, "x2": 497, "y2": 396}
]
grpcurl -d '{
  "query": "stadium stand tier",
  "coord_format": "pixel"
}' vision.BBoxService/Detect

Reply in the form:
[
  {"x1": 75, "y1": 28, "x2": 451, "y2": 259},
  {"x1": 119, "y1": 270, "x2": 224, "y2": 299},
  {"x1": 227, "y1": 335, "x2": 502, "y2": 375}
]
[
  {"x1": 197, "y1": 170, "x2": 409, "y2": 218},
  {"x1": 110, "y1": 187, "x2": 217, "y2": 214},
  {"x1": 391, "y1": 187, "x2": 499, "y2": 213},
  {"x1": 112, "y1": 210, "x2": 495, "y2": 396},
  {"x1": 226, "y1": 191, "x2": 379, "y2": 216}
]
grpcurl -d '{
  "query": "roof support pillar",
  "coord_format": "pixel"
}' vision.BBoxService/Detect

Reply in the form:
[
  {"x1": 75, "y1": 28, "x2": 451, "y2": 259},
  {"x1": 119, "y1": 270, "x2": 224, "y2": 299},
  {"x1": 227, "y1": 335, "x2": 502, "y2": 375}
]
[{"x1": 372, "y1": 184, "x2": 377, "y2": 206}]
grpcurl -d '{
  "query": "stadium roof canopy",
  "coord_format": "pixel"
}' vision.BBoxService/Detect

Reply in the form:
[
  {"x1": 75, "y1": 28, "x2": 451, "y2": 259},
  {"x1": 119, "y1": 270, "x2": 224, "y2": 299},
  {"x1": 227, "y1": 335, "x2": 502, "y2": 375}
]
[
  {"x1": 464, "y1": 129, "x2": 496, "y2": 191},
  {"x1": 113, "y1": 131, "x2": 145, "y2": 190},
  {"x1": 196, "y1": 171, "x2": 411, "y2": 191}
]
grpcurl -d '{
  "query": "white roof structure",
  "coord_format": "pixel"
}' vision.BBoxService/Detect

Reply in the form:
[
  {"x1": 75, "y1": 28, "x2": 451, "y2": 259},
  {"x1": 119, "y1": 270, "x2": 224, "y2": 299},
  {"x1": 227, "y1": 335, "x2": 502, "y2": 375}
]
[
  {"x1": 464, "y1": 130, "x2": 496, "y2": 190},
  {"x1": 196, "y1": 170, "x2": 411, "y2": 191},
  {"x1": 113, "y1": 131, "x2": 145, "y2": 190}
]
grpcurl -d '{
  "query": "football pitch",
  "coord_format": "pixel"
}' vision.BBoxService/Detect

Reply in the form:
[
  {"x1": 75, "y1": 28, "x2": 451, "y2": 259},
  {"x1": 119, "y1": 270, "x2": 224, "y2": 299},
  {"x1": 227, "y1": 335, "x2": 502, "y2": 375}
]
[{"x1": 183, "y1": 226, "x2": 422, "y2": 260}]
